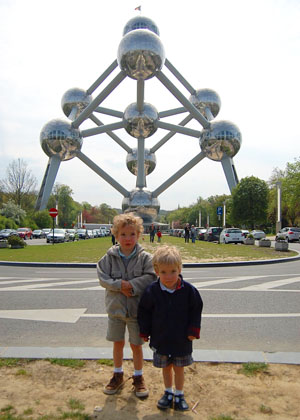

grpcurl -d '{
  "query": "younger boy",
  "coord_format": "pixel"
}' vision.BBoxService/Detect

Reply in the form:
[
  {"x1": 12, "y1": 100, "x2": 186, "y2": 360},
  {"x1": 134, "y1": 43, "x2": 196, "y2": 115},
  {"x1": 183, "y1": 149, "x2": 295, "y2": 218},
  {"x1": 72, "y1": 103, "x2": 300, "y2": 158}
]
[
  {"x1": 97, "y1": 213, "x2": 156, "y2": 398},
  {"x1": 137, "y1": 245, "x2": 203, "y2": 411}
]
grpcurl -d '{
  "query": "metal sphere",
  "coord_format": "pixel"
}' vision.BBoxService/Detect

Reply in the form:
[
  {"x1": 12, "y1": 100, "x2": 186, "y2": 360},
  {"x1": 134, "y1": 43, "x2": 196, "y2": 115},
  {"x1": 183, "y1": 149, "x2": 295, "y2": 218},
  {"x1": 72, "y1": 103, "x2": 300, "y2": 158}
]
[
  {"x1": 122, "y1": 188, "x2": 160, "y2": 223},
  {"x1": 189, "y1": 88, "x2": 221, "y2": 119},
  {"x1": 118, "y1": 29, "x2": 165, "y2": 80},
  {"x1": 126, "y1": 148, "x2": 156, "y2": 175},
  {"x1": 124, "y1": 102, "x2": 158, "y2": 138},
  {"x1": 123, "y1": 16, "x2": 160, "y2": 36},
  {"x1": 200, "y1": 120, "x2": 242, "y2": 162},
  {"x1": 40, "y1": 119, "x2": 82, "y2": 161},
  {"x1": 61, "y1": 88, "x2": 93, "y2": 121}
]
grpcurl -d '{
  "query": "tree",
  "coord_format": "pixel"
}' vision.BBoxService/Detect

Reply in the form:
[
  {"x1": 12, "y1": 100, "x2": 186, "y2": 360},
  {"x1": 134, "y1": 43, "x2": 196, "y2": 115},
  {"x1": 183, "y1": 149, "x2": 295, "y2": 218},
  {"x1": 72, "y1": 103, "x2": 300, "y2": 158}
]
[
  {"x1": 0, "y1": 200, "x2": 26, "y2": 224},
  {"x1": 48, "y1": 184, "x2": 78, "y2": 228},
  {"x1": 231, "y1": 176, "x2": 269, "y2": 229},
  {"x1": 0, "y1": 159, "x2": 37, "y2": 208}
]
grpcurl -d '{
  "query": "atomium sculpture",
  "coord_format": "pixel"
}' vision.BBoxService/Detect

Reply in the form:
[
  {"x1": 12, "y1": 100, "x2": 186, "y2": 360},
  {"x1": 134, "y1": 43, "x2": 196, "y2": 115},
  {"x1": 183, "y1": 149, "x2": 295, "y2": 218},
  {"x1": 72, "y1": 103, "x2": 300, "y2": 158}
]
[{"x1": 36, "y1": 15, "x2": 242, "y2": 223}]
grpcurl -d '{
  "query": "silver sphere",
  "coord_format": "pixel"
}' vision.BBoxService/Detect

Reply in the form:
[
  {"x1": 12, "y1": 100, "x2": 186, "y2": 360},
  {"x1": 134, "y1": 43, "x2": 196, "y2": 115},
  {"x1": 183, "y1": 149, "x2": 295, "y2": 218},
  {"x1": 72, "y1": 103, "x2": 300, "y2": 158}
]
[
  {"x1": 189, "y1": 88, "x2": 221, "y2": 119},
  {"x1": 126, "y1": 148, "x2": 156, "y2": 175},
  {"x1": 200, "y1": 120, "x2": 242, "y2": 162},
  {"x1": 122, "y1": 188, "x2": 160, "y2": 223},
  {"x1": 123, "y1": 16, "x2": 160, "y2": 36},
  {"x1": 118, "y1": 29, "x2": 165, "y2": 80},
  {"x1": 124, "y1": 102, "x2": 158, "y2": 138},
  {"x1": 40, "y1": 119, "x2": 82, "y2": 161},
  {"x1": 61, "y1": 88, "x2": 93, "y2": 121}
]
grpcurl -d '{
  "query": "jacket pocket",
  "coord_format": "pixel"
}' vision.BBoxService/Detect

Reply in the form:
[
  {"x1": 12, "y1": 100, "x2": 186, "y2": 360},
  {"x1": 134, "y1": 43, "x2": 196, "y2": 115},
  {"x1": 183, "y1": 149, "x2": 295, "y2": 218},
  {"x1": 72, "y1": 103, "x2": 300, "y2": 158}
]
[{"x1": 111, "y1": 270, "x2": 122, "y2": 279}]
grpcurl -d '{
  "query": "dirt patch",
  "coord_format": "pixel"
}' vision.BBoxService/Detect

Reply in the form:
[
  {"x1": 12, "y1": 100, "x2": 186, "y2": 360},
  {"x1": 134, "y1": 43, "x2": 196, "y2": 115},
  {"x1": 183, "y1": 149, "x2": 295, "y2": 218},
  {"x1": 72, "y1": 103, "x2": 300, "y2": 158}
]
[{"x1": 0, "y1": 360, "x2": 299, "y2": 419}]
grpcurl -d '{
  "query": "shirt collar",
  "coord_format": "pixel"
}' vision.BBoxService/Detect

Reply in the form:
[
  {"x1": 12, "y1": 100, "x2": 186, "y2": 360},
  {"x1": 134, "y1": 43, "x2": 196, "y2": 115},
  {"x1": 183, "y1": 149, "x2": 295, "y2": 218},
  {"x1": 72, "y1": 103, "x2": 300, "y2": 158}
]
[
  {"x1": 159, "y1": 274, "x2": 184, "y2": 293},
  {"x1": 118, "y1": 246, "x2": 137, "y2": 260}
]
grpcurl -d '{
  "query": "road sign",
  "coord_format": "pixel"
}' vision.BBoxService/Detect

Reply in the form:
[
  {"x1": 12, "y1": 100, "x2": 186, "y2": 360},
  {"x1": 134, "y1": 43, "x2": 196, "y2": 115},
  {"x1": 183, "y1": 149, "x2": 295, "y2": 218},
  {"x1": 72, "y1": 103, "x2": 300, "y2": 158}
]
[
  {"x1": 49, "y1": 208, "x2": 58, "y2": 218},
  {"x1": 217, "y1": 206, "x2": 223, "y2": 216}
]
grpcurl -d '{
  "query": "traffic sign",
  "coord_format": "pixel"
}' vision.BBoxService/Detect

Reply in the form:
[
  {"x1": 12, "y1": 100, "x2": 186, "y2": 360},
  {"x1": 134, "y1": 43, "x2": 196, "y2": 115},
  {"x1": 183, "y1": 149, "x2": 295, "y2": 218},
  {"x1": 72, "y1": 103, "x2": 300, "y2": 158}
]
[
  {"x1": 49, "y1": 208, "x2": 58, "y2": 218},
  {"x1": 217, "y1": 206, "x2": 223, "y2": 216}
]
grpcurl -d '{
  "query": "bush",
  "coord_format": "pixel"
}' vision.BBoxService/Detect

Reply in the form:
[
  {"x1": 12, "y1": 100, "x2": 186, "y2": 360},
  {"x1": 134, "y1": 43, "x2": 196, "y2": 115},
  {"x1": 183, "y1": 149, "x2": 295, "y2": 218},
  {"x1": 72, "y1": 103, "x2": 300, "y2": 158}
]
[{"x1": 7, "y1": 235, "x2": 27, "y2": 247}]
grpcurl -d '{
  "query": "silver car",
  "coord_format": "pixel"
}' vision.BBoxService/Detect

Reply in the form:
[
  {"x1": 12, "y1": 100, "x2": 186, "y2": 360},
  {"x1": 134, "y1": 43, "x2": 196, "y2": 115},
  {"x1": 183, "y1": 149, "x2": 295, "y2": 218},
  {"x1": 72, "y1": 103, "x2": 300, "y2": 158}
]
[
  {"x1": 275, "y1": 227, "x2": 300, "y2": 243},
  {"x1": 250, "y1": 230, "x2": 266, "y2": 240}
]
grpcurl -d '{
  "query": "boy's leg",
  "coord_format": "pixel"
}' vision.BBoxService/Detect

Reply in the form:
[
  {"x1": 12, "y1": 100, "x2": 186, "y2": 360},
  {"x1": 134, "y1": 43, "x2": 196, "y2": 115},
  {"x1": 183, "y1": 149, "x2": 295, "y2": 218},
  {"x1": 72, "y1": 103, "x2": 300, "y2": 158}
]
[
  {"x1": 103, "y1": 340, "x2": 125, "y2": 394},
  {"x1": 130, "y1": 343, "x2": 143, "y2": 371},
  {"x1": 130, "y1": 344, "x2": 149, "y2": 397},
  {"x1": 113, "y1": 340, "x2": 125, "y2": 369},
  {"x1": 157, "y1": 364, "x2": 174, "y2": 410},
  {"x1": 173, "y1": 365, "x2": 189, "y2": 411}
]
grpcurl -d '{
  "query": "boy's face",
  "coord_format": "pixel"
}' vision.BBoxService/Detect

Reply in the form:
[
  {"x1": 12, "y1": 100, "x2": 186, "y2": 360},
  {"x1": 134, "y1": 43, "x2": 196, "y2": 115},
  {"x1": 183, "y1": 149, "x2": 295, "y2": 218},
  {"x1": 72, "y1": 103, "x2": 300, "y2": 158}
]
[
  {"x1": 155, "y1": 263, "x2": 181, "y2": 290},
  {"x1": 116, "y1": 224, "x2": 140, "y2": 256}
]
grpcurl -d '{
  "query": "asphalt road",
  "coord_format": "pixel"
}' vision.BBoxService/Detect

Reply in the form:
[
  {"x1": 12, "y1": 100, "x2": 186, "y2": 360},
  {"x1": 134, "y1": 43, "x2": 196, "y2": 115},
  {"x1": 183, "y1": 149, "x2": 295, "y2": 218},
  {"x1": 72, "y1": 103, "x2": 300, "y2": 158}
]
[{"x1": 1, "y1": 247, "x2": 300, "y2": 353}]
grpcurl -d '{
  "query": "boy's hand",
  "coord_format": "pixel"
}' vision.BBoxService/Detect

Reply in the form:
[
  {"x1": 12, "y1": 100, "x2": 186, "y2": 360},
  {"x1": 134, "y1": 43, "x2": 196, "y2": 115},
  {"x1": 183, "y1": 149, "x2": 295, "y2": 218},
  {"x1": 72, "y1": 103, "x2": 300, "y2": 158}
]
[
  {"x1": 188, "y1": 335, "x2": 196, "y2": 341},
  {"x1": 143, "y1": 337, "x2": 149, "y2": 342},
  {"x1": 121, "y1": 280, "x2": 133, "y2": 297}
]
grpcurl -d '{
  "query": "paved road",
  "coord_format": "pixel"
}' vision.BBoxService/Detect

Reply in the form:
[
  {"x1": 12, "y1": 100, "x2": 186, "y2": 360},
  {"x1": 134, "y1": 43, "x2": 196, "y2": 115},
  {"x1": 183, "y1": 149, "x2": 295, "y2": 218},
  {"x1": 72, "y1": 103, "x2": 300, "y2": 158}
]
[{"x1": 1, "y1": 254, "x2": 300, "y2": 353}]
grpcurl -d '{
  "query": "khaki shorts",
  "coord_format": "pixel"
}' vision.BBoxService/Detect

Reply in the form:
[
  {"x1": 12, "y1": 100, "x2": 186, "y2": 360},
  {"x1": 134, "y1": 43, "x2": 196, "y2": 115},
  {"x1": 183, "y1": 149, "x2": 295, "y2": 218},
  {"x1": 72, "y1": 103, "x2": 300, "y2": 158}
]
[{"x1": 107, "y1": 315, "x2": 144, "y2": 345}]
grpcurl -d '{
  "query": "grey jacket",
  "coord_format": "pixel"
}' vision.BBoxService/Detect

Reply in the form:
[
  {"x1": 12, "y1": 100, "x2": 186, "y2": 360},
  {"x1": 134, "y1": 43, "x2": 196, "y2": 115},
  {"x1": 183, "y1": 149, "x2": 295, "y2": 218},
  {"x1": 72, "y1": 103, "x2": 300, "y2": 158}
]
[{"x1": 97, "y1": 243, "x2": 156, "y2": 319}]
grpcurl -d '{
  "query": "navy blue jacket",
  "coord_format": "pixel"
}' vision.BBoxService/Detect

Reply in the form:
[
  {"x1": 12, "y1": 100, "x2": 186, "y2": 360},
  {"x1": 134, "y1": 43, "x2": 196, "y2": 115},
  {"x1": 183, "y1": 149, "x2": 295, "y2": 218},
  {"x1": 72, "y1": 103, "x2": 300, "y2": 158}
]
[{"x1": 137, "y1": 276, "x2": 203, "y2": 357}]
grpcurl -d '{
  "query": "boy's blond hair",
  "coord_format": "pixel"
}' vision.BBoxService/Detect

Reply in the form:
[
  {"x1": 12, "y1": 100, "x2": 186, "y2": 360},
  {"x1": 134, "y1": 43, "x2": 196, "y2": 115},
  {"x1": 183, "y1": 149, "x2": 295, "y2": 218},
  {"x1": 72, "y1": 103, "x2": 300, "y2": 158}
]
[
  {"x1": 152, "y1": 245, "x2": 182, "y2": 270},
  {"x1": 111, "y1": 212, "x2": 144, "y2": 237}
]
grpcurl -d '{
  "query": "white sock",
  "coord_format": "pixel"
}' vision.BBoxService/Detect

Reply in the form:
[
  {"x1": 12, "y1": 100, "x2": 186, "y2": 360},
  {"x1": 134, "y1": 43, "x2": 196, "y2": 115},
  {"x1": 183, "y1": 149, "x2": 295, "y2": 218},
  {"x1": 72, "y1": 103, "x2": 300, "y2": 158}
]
[
  {"x1": 165, "y1": 387, "x2": 173, "y2": 394},
  {"x1": 134, "y1": 369, "x2": 143, "y2": 376},
  {"x1": 175, "y1": 389, "x2": 183, "y2": 396},
  {"x1": 114, "y1": 366, "x2": 123, "y2": 373}
]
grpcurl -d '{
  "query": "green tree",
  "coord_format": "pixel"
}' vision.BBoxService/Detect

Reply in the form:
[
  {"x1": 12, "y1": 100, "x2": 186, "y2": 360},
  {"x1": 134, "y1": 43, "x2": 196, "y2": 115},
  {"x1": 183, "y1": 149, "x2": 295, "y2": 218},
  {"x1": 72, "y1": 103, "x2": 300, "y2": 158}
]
[
  {"x1": 48, "y1": 184, "x2": 78, "y2": 228},
  {"x1": 0, "y1": 200, "x2": 26, "y2": 224},
  {"x1": 282, "y1": 158, "x2": 300, "y2": 225},
  {"x1": 231, "y1": 176, "x2": 269, "y2": 229},
  {"x1": 33, "y1": 210, "x2": 53, "y2": 229}
]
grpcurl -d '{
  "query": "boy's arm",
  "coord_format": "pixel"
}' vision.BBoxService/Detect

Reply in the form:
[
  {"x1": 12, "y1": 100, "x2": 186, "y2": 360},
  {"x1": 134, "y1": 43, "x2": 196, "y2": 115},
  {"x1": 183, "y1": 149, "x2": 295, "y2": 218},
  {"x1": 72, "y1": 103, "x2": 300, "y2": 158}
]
[
  {"x1": 137, "y1": 288, "x2": 153, "y2": 339},
  {"x1": 129, "y1": 253, "x2": 157, "y2": 296},
  {"x1": 187, "y1": 286, "x2": 203, "y2": 339},
  {"x1": 97, "y1": 255, "x2": 122, "y2": 292}
]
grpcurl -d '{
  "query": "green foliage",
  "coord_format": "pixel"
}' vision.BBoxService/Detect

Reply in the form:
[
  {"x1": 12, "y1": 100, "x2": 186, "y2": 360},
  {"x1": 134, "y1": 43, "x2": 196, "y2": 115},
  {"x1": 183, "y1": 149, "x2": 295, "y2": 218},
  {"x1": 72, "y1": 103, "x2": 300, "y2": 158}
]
[
  {"x1": 97, "y1": 359, "x2": 114, "y2": 366},
  {"x1": 7, "y1": 235, "x2": 27, "y2": 247},
  {"x1": 0, "y1": 200, "x2": 26, "y2": 224},
  {"x1": 0, "y1": 215, "x2": 18, "y2": 230},
  {"x1": 238, "y1": 362, "x2": 269, "y2": 376},
  {"x1": 231, "y1": 176, "x2": 269, "y2": 229},
  {"x1": 32, "y1": 210, "x2": 52, "y2": 229},
  {"x1": 46, "y1": 359, "x2": 85, "y2": 368}
]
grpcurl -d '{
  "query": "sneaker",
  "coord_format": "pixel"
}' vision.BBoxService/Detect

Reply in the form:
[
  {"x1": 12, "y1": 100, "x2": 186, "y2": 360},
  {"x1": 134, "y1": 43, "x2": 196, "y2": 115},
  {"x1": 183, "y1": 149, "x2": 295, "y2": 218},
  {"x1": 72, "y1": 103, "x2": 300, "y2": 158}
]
[
  {"x1": 174, "y1": 394, "x2": 189, "y2": 411},
  {"x1": 132, "y1": 375, "x2": 149, "y2": 398},
  {"x1": 157, "y1": 391, "x2": 174, "y2": 410},
  {"x1": 103, "y1": 372, "x2": 124, "y2": 395}
]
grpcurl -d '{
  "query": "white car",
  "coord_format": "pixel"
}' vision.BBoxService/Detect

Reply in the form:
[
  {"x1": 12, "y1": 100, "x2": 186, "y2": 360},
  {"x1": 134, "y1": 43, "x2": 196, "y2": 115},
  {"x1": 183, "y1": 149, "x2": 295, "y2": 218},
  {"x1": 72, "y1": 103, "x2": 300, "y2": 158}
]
[
  {"x1": 219, "y1": 228, "x2": 245, "y2": 244},
  {"x1": 250, "y1": 230, "x2": 266, "y2": 240}
]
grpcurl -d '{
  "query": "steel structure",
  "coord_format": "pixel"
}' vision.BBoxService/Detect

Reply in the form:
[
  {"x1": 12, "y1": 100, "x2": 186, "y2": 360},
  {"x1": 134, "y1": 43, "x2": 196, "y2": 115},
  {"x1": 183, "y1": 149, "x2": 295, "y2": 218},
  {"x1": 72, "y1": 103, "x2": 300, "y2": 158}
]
[{"x1": 36, "y1": 16, "x2": 242, "y2": 222}]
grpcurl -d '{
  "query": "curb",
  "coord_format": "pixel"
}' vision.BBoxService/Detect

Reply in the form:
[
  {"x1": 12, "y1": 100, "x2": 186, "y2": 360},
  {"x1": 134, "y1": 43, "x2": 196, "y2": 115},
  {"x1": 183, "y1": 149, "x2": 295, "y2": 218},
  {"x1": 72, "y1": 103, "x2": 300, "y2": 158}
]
[{"x1": 1, "y1": 252, "x2": 300, "y2": 268}]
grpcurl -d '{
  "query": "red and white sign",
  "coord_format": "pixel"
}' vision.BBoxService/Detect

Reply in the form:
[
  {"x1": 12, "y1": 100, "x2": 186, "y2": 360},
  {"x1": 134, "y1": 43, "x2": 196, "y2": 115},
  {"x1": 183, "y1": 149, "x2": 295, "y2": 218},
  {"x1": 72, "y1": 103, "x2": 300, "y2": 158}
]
[{"x1": 49, "y1": 208, "x2": 58, "y2": 218}]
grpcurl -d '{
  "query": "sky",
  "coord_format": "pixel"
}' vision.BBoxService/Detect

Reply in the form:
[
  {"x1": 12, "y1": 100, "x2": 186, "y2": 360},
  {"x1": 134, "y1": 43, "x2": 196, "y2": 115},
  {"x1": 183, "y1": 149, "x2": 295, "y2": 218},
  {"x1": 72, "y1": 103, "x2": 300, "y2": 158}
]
[{"x1": 0, "y1": 0, "x2": 299, "y2": 211}]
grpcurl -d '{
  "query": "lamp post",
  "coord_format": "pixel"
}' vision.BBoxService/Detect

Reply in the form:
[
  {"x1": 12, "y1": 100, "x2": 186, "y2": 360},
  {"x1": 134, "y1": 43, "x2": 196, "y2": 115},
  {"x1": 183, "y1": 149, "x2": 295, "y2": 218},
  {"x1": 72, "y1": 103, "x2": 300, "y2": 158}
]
[{"x1": 276, "y1": 181, "x2": 282, "y2": 233}]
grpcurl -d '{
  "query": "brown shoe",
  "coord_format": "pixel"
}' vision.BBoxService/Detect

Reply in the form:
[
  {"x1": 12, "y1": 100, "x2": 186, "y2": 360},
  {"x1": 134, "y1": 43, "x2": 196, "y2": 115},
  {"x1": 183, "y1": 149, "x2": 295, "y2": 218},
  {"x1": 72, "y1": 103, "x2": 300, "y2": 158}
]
[
  {"x1": 132, "y1": 375, "x2": 149, "y2": 398},
  {"x1": 103, "y1": 372, "x2": 124, "y2": 395}
]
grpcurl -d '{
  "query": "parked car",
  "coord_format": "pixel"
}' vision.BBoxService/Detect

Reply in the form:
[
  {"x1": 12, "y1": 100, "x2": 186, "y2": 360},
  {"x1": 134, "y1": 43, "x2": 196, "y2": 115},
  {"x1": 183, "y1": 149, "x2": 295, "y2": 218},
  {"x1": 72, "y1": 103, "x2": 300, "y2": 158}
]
[
  {"x1": 42, "y1": 228, "x2": 51, "y2": 235},
  {"x1": 250, "y1": 230, "x2": 266, "y2": 240},
  {"x1": 66, "y1": 229, "x2": 79, "y2": 241},
  {"x1": 17, "y1": 227, "x2": 33, "y2": 240},
  {"x1": 275, "y1": 227, "x2": 300, "y2": 243},
  {"x1": 0, "y1": 229, "x2": 18, "y2": 240},
  {"x1": 204, "y1": 227, "x2": 223, "y2": 242},
  {"x1": 46, "y1": 229, "x2": 70, "y2": 243},
  {"x1": 87, "y1": 230, "x2": 94, "y2": 239},
  {"x1": 197, "y1": 228, "x2": 207, "y2": 241},
  {"x1": 32, "y1": 229, "x2": 46, "y2": 239},
  {"x1": 219, "y1": 228, "x2": 245, "y2": 244},
  {"x1": 77, "y1": 229, "x2": 89, "y2": 239}
]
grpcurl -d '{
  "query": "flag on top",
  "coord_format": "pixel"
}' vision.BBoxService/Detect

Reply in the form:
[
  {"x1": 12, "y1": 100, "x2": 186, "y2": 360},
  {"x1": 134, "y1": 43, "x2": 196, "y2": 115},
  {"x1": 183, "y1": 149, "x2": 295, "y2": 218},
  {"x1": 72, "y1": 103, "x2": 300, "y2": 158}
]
[{"x1": 135, "y1": 5, "x2": 141, "y2": 11}]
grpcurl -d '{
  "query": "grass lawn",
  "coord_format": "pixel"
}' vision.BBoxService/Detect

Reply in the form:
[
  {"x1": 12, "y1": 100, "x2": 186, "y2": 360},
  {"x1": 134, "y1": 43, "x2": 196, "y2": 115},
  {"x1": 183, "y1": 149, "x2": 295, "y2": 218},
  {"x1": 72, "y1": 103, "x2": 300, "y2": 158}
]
[{"x1": 0, "y1": 235, "x2": 297, "y2": 263}]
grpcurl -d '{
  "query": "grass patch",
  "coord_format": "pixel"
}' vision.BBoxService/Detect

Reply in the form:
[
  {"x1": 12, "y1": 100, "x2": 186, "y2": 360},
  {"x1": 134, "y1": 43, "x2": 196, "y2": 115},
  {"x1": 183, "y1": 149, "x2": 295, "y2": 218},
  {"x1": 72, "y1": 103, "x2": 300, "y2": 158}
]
[
  {"x1": 0, "y1": 235, "x2": 297, "y2": 263},
  {"x1": 209, "y1": 415, "x2": 235, "y2": 420},
  {"x1": 46, "y1": 359, "x2": 85, "y2": 369},
  {"x1": 96, "y1": 359, "x2": 114, "y2": 366},
  {"x1": 260, "y1": 404, "x2": 273, "y2": 414},
  {"x1": 0, "y1": 359, "x2": 34, "y2": 368},
  {"x1": 238, "y1": 362, "x2": 269, "y2": 376},
  {"x1": 15, "y1": 368, "x2": 30, "y2": 376}
]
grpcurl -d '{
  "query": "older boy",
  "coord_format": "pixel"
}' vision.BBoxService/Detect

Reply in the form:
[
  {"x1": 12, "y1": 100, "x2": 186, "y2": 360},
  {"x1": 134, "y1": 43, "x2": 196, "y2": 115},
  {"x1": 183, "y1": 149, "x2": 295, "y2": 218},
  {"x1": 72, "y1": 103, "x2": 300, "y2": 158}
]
[
  {"x1": 97, "y1": 213, "x2": 156, "y2": 398},
  {"x1": 138, "y1": 245, "x2": 203, "y2": 411}
]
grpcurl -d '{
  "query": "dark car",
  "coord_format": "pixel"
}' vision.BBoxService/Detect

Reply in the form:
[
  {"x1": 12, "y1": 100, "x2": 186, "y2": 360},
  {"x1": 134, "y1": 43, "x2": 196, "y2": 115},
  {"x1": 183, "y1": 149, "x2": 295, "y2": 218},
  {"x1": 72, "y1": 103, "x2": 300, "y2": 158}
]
[
  {"x1": 0, "y1": 229, "x2": 18, "y2": 240},
  {"x1": 197, "y1": 228, "x2": 207, "y2": 241},
  {"x1": 77, "y1": 229, "x2": 88, "y2": 239},
  {"x1": 32, "y1": 229, "x2": 46, "y2": 239},
  {"x1": 17, "y1": 227, "x2": 33, "y2": 240},
  {"x1": 204, "y1": 227, "x2": 223, "y2": 242}
]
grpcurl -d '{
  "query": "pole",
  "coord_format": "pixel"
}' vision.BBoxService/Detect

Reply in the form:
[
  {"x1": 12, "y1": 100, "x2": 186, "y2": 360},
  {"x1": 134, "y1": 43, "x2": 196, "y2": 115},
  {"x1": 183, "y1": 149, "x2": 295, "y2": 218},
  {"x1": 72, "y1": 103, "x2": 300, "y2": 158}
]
[{"x1": 52, "y1": 217, "x2": 55, "y2": 245}]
